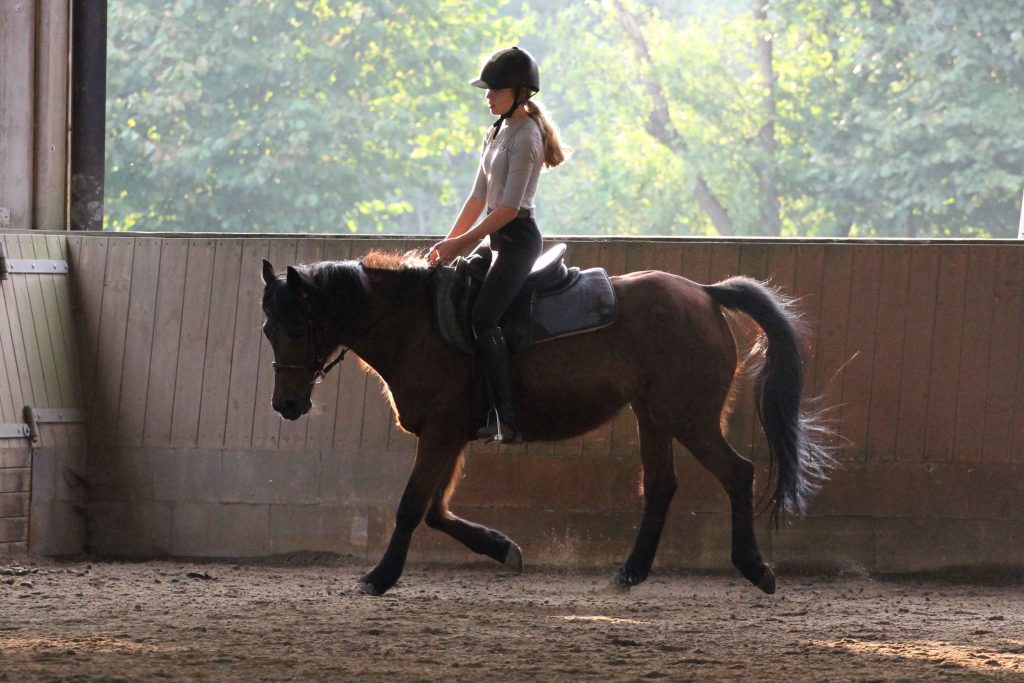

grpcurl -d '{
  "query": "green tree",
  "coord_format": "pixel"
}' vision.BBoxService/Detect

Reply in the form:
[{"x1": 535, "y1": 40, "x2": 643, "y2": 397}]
[
  {"x1": 773, "y1": 0, "x2": 1024, "y2": 237},
  {"x1": 106, "y1": 0, "x2": 519, "y2": 232},
  {"x1": 534, "y1": 0, "x2": 1024, "y2": 237}
]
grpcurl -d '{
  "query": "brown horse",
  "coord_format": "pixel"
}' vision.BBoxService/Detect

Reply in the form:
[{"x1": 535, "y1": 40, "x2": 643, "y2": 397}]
[{"x1": 260, "y1": 250, "x2": 833, "y2": 596}]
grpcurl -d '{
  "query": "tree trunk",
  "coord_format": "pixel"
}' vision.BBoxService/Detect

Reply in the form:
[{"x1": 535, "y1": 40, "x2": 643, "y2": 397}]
[
  {"x1": 615, "y1": 1, "x2": 734, "y2": 236},
  {"x1": 753, "y1": 0, "x2": 781, "y2": 236}
]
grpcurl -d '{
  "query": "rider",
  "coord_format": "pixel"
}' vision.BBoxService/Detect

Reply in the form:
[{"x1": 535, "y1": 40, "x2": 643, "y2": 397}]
[{"x1": 428, "y1": 46, "x2": 569, "y2": 443}]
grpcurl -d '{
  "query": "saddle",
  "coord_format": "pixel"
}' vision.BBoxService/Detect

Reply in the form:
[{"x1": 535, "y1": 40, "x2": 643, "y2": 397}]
[{"x1": 433, "y1": 243, "x2": 619, "y2": 356}]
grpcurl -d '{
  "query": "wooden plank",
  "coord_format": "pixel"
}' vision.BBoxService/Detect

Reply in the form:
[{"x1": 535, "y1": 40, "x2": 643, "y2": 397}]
[
  {"x1": 68, "y1": 236, "x2": 109, "y2": 419},
  {"x1": 91, "y1": 238, "x2": 135, "y2": 448},
  {"x1": 26, "y1": 235, "x2": 70, "y2": 448},
  {"x1": 0, "y1": 239, "x2": 25, "y2": 423},
  {"x1": 892, "y1": 247, "x2": 940, "y2": 462},
  {"x1": 0, "y1": 1, "x2": 35, "y2": 228},
  {"x1": 922, "y1": 247, "x2": 969, "y2": 463},
  {"x1": 3, "y1": 238, "x2": 48, "y2": 445},
  {"x1": 790, "y1": 244, "x2": 826, "y2": 397},
  {"x1": 678, "y1": 240, "x2": 711, "y2": 286},
  {"x1": 143, "y1": 239, "x2": 188, "y2": 448},
  {"x1": 863, "y1": 245, "x2": 911, "y2": 462},
  {"x1": 809, "y1": 244, "x2": 854, "y2": 459},
  {"x1": 952, "y1": 247, "x2": 998, "y2": 463},
  {"x1": 170, "y1": 238, "x2": 217, "y2": 448},
  {"x1": 224, "y1": 239, "x2": 272, "y2": 450},
  {"x1": 42, "y1": 235, "x2": 77, "y2": 406},
  {"x1": 32, "y1": 0, "x2": 70, "y2": 229},
  {"x1": 251, "y1": 240, "x2": 298, "y2": 450},
  {"x1": 17, "y1": 235, "x2": 62, "y2": 407},
  {"x1": 197, "y1": 239, "x2": 244, "y2": 449},
  {"x1": 706, "y1": 241, "x2": 740, "y2": 285},
  {"x1": 115, "y1": 237, "x2": 160, "y2": 447},
  {"x1": 839, "y1": 246, "x2": 883, "y2": 462},
  {"x1": 1014, "y1": 269, "x2": 1024, "y2": 464},
  {"x1": 981, "y1": 247, "x2": 1023, "y2": 463},
  {"x1": 50, "y1": 235, "x2": 84, "y2": 411}
]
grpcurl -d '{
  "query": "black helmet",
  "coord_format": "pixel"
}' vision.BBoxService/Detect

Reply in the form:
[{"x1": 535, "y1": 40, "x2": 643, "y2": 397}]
[{"x1": 471, "y1": 46, "x2": 540, "y2": 94}]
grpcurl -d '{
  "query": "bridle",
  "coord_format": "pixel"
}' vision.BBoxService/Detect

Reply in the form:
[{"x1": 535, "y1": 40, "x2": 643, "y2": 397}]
[{"x1": 270, "y1": 293, "x2": 350, "y2": 387}]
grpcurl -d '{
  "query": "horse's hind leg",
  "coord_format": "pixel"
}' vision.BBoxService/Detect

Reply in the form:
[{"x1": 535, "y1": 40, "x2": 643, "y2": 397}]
[
  {"x1": 677, "y1": 424, "x2": 776, "y2": 594},
  {"x1": 424, "y1": 452, "x2": 524, "y2": 572},
  {"x1": 615, "y1": 399, "x2": 677, "y2": 588}
]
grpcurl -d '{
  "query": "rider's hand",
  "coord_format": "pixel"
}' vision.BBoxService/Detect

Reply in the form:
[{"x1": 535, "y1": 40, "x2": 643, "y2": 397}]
[{"x1": 428, "y1": 237, "x2": 466, "y2": 266}]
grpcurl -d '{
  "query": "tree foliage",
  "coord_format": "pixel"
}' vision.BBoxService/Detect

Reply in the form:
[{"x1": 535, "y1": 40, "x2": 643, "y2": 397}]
[{"x1": 106, "y1": 0, "x2": 1024, "y2": 237}]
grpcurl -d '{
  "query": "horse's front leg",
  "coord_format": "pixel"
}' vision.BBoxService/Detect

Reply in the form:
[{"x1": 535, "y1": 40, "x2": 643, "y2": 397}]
[
  {"x1": 424, "y1": 451, "x2": 524, "y2": 572},
  {"x1": 356, "y1": 433, "x2": 465, "y2": 596}
]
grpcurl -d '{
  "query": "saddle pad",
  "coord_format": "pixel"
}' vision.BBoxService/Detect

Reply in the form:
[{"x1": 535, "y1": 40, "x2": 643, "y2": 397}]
[{"x1": 433, "y1": 265, "x2": 618, "y2": 357}]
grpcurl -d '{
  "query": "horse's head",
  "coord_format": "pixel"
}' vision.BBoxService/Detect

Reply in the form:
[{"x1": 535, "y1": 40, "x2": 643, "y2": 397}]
[{"x1": 261, "y1": 260, "x2": 323, "y2": 419}]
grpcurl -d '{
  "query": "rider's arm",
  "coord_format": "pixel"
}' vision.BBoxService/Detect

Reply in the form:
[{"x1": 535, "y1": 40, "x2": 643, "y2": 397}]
[{"x1": 445, "y1": 195, "x2": 486, "y2": 240}]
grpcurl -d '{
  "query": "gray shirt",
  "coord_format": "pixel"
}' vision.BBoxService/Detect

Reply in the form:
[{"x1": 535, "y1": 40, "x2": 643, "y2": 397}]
[{"x1": 470, "y1": 117, "x2": 544, "y2": 216}]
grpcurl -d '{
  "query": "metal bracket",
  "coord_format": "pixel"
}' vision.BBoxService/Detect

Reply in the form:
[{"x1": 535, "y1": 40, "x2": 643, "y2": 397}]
[
  {"x1": 0, "y1": 406, "x2": 84, "y2": 443},
  {"x1": 0, "y1": 423, "x2": 31, "y2": 439},
  {"x1": 0, "y1": 207, "x2": 10, "y2": 229},
  {"x1": 2, "y1": 259, "x2": 69, "y2": 275}
]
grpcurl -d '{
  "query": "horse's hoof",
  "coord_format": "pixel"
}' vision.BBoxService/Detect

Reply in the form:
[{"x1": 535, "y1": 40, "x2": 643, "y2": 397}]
[
  {"x1": 606, "y1": 576, "x2": 632, "y2": 594},
  {"x1": 609, "y1": 568, "x2": 643, "y2": 593},
  {"x1": 754, "y1": 565, "x2": 777, "y2": 595},
  {"x1": 354, "y1": 577, "x2": 385, "y2": 596},
  {"x1": 503, "y1": 542, "x2": 524, "y2": 573}
]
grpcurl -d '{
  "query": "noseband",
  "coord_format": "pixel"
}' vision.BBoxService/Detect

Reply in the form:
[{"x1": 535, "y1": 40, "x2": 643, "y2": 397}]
[{"x1": 270, "y1": 294, "x2": 349, "y2": 386}]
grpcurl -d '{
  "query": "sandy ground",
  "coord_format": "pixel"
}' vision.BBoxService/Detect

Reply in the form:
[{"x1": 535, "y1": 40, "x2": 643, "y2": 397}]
[{"x1": 2, "y1": 556, "x2": 1023, "y2": 682}]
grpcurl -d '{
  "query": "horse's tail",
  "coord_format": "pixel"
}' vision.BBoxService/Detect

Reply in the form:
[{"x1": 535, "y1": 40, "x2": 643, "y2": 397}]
[{"x1": 702, "y1": 276, "x2": 835, "y2": 526}]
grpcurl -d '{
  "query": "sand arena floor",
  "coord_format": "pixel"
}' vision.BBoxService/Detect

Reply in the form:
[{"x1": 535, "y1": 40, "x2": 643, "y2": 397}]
[{"x1": 2, "y1": 556, "x2": 1023, "y2": 681}]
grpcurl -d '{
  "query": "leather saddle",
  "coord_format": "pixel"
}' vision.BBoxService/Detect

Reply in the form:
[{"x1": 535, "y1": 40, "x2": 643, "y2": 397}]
[{"x1": 433, "y1": 242, "x2": 619, "y2": 356}]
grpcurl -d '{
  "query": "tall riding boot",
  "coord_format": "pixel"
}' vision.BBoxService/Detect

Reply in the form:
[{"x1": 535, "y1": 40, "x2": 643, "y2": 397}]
[{"x1": 475, "y1": 326, "x2": 520, "y2": 443}]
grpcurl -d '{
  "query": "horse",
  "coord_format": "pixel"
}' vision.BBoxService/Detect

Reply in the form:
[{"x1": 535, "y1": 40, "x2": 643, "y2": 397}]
[{"x1": 260, "y1": 250, "x2": 834, "y2": 596}]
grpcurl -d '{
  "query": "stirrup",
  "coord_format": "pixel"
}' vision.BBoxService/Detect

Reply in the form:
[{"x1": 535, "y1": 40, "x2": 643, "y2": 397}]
[{"x1": 477, "y1": 406, "x2": 518, "y2": 444}]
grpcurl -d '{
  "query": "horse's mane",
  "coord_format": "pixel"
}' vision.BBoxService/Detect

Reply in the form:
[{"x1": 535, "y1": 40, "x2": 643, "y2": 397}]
[
  {"x1": 360, "y1": 248, "x2": 431, "y2": 272},
  {"x1": 282, "y1": 249, "x2": 432, "y2": 320}
]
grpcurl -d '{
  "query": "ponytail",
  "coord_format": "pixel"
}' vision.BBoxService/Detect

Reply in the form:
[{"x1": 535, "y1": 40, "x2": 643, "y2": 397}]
[{"x1": 524, "y1": 99, "x2": 571, "y2": 169}]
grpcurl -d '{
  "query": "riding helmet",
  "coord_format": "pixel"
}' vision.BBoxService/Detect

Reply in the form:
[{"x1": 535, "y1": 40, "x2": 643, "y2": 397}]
[{"x1": 471, "y1": 46, "x2": 540, "y2": 94}]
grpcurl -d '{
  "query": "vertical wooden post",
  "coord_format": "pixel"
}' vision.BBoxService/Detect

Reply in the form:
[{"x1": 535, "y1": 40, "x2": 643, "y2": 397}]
[
  {"x1": 0, "y1": 1, "x2": 37, "y2": 230},
  {"x1": 34, "y1": 0, "x2": 71, "y2": 231},
  {"x1": 69, "y1": 0, "x2": 107, "y2": 231}
]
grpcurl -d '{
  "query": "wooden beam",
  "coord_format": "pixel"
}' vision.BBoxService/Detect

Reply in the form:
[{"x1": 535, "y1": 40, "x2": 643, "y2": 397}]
[
  {"x1": 34, "y1": 0, "x2": 71, "y2": 230},
  {"x1": 0, "y1": 1, "x2": 36, "y2": 230}
]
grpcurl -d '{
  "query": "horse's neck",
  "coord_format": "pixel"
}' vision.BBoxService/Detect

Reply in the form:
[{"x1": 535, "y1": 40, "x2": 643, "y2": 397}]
[{"x1": 344, "y1": 268, "x2": 430, "y2": 387}]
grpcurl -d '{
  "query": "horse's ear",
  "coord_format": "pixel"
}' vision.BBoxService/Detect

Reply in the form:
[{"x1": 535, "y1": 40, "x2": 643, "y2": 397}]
[
  {"x1": 262, "y1": 259, "x2": 276, "y2": 286},
  {"x1": 286, "y1": 266, "x2": 317, "y2": 293}
]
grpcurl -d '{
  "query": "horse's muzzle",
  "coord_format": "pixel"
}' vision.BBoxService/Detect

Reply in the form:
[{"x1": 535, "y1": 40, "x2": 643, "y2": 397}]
[{"x1": 273, "y1": 398, "x2": 311, "y2": 421}]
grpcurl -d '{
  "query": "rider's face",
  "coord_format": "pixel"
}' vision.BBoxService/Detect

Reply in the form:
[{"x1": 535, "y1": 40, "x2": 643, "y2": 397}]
[{"x1": 486, "y1": 88, "x2": 516, "y2": 116}]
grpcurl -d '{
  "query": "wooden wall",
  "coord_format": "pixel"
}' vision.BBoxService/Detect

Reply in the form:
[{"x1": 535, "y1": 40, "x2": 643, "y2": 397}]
[
  {"x1": 0, "y1": 233, "x2": 86, "y2": 555},
  {"x1": 55, "y1": 232, "x2": 1024, "y2": 575}
]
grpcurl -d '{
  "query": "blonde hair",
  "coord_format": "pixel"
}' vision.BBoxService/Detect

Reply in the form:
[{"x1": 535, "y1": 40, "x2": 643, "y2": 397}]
[{"x1": 523, "y1": 96, "x2": 570, "y2": 169}]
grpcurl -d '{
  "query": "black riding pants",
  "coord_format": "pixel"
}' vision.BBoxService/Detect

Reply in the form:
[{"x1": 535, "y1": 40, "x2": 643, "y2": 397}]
[{"x1": 471, "y1": 216, "x2": 543, "y2": 335}]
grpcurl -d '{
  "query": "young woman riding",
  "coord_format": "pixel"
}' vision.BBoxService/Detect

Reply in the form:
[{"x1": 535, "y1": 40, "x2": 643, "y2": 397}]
[{"x1": 428, "y1": 46, "x2": 568, "y2": 443}]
